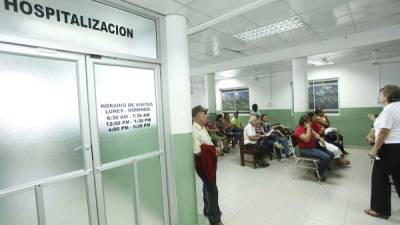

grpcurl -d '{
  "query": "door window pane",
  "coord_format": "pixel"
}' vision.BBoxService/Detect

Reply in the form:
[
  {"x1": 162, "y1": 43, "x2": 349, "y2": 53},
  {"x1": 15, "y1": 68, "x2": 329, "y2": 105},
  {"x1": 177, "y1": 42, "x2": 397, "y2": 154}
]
[
  {"x1": 138, "y1": 157, "x2": 165, "y2": 225},
  {"x1": 0, "y1": 53, "x2": 84, "y2": 189},
  {"x1": 93, "y1": 64, "x2": 159, "y2": 163},
  {"x1": 43, "y1": 178, "x2": 90, "y2": 225}
]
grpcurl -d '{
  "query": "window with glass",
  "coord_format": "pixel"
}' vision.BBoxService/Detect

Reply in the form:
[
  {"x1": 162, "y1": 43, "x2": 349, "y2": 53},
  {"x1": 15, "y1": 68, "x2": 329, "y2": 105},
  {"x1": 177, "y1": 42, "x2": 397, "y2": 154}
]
[
  {"x1": 221, "y1": 88, "x2": 250, "y2": 112},
  {"x1": 308, "y1": 79, "x2": 339, "y2": 114}
]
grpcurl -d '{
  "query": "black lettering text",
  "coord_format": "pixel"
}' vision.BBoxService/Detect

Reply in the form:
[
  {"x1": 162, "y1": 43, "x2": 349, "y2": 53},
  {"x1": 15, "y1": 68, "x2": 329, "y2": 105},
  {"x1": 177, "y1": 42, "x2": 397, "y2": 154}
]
[
  {"x1": 108, "y1": 23, "x2": 115, "y2": 34},
  {"x1": 60, "y1": 10, "x2": 70, "y2": 23},
  {"x1": 126, "y1": 28, "x2": 133, "y2": 38},
  {"x1": 100, "y1": 21, "x2": 108, "y2": 32},
  {"x1": 92, "y1": 19, "x2": 99, "y2": 30},
  {"x1": 80, "y1": 15, "x2": 87, "y2": 28},
  {"x1": 4, "y1": 0, "x2": 18, "y2": 12},
  {"x1": 70, "y1": 13, "x2": 79, "y2": 26},
  {"x1": 119, "y1": 26, "x2": 126, "y2": 36},
  {"x1": 33, "y1": 4, "x2": 44, "y2": 17},
  {"x1": 45, "y1": 6, "x2": 54, "y2": 19},
  {"x1": 20, "y1": 1, "x2": 33, "y2": 15},
  {"x1": 55, "y1": 9, "x2": 60, "y2": 22}
]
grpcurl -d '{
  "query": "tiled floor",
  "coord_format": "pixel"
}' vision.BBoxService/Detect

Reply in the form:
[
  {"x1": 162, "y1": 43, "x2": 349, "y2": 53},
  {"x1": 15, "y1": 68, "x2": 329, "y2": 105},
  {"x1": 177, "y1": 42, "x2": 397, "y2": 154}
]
[{"x1": 196, "y1": 147, "x2": 400, "y2": 225}]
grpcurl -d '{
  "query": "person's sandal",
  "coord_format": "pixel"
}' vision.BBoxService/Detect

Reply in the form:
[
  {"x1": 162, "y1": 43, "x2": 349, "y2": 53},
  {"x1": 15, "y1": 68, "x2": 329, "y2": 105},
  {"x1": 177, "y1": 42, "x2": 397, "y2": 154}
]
[{"x1": 364, "y1": 209, "x2": 389, "y2": 219}]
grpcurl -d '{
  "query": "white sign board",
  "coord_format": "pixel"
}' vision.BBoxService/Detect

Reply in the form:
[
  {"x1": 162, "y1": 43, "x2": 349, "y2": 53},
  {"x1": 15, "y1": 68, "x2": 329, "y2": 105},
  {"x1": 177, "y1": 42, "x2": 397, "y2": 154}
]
[{"x1": 0, "y1": 0, "x2": 157, "y2": 58}]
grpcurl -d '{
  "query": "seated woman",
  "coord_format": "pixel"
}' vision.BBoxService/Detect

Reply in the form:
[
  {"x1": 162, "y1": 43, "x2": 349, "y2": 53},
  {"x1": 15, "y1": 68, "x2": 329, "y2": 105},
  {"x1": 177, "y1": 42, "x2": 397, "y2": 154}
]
[
  {"x1": 215, "y1": 114, "x2": 230, "y2": 153},
  {"x1": 204, "y1": 117, "x2": 225, "y2": 153},
  {"x1": 294, "y1": 115, "x2": 333, "y2": 181},
  {"x1": 260, "y1": 114, "x2": 291, "y2": 158},
  {"x1": 309, "y1": 112, "x2": 350, "y2": 165},
  {"x1": 243, "y1": 115, "x2": 269, "y2": 167},
  {"x1": 315, "y1": 108, "x2": 349, "y2": 154}
]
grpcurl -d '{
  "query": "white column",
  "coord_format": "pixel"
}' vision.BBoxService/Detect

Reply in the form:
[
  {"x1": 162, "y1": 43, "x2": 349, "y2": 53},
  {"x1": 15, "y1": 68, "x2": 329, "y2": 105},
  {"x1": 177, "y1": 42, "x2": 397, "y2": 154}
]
[
  {"x1": 292, "y1": 57, "x2": 308, "y2": 113},
  {"x1": 163, "y1": 14, "x2": 198, "y2": 225},
  {"x1": 165, "y1": 15, "x2": 192, "y2": 134},
  {"x1": 204, "y1": 74, "x2": 216, "y2": 113}
]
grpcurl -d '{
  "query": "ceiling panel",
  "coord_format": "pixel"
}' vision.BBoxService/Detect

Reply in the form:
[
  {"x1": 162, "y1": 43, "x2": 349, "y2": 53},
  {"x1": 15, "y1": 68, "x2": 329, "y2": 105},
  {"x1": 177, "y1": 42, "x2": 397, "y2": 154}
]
[
  {"x1": 285, "y1": 0, "x2": 347, "y2": 14},
  {"x1": 124, "y1": 0, "x2": 182, "y2": 14},
  {"x1": 217, "y1": 49, "x2": 246, "y2": 59},
  {"x1": 355, "y1": 13, "x2": 400, "y2": 32},
  {"x1": 188, "y1": 0, "x2": 258, "y2": 18},
  {"x1": 277, "y1": 26, "x2": 321, "y2": 45},
  {"x1": 248, "y1": 35, "x2": 292, "y2": 51},
  {"x1": 175, "y1": 6, "x2": 211, "y2": 27},
  {"x1": 174, "y1": 0, "x2": 198, "y2": 5},
  {"x1": 242, "y1": 1, "x2": 296, "y2": 26},
  {"x1": 348, "y1": 0, "x2": 399, "y2": 13},
  {"x1": 189, "y1": 28, "x2": 255, "y2": 51},
  {"x1": 190, "y1": 59, "x2": 208, "y2": 68},
  {"x1": 189, "y1": 51, "x2": 209, "y2": 60},
  {"x1": 241, "y1": 48, "x2": 269, "y2": 56},
  {"x1": 188, "y1": 38, "x2": 213, "y2": 54},
  {"x1": 351, "y1": 1, "x2": 400, "y2": 24},
  {"x1": 313, "y1": 24, "x2": 356, "y2": 40},
  {"x1": 300, "y1": 7, "x2": 352, "y2": 30},
  {"x1": 212, "y1": 16, "x2": 257, "y2": 35}
]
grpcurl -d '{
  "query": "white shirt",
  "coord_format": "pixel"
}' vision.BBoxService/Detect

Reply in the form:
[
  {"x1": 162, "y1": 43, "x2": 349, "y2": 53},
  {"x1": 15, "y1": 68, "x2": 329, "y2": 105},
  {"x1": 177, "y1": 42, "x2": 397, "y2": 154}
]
[
  {"x1": 192, "y1": 122, "x2": 214, "y2": 154},
  {"x1": 243, "y1": 123, "x2": 257, "y2": 145},
  {"x1": 374, "y1": 102, "x2": 400, "y2": 144}
]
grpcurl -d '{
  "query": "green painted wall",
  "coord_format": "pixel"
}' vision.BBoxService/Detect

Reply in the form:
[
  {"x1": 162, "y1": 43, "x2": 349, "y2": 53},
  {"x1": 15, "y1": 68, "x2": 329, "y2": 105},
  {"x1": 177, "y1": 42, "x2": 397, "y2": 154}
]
[
  {"x1": 171, "y1": 133, "x2": 198, "y2": 225},
  {"x1": 328, "y1": 107, "x2": 381, "y2": 147},
  {"x1": 207, "y1": 112, "x2": 216, "y2": 123}
]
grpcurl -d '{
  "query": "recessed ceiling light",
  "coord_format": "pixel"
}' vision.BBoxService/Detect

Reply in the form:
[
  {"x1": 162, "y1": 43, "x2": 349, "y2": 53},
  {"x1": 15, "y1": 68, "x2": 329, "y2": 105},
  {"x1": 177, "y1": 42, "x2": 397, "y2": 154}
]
[{"x1": 233, "y1": 16, "x2": 304, "y2": 41}]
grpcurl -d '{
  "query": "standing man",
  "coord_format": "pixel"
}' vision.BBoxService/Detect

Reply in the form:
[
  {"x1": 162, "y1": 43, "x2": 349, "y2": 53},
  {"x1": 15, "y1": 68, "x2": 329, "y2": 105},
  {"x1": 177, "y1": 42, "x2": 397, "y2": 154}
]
[{"x1": 192, "y1": 105, "x2": 224, "y2": 225}]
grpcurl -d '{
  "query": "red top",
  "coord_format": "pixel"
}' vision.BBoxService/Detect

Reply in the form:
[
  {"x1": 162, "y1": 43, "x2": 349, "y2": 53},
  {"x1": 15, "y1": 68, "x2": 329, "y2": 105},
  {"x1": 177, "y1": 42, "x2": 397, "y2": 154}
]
[
  {"x1": 294, "y1": 125, "x2": 316, "y2": 149},
  {"x1": 312, "y1": 122, "x2": 323, "y2": 136}
]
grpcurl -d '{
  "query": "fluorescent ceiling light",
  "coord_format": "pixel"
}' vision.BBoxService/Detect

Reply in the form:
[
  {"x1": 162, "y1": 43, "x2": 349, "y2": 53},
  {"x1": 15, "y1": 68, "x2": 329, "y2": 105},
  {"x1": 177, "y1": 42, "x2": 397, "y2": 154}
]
[
  {"x1": 307, "y1": 57, "x2": 334, "y2": 66},
  {"x1": 233, "y1": 16, "x2": 304, "y2": 41}
]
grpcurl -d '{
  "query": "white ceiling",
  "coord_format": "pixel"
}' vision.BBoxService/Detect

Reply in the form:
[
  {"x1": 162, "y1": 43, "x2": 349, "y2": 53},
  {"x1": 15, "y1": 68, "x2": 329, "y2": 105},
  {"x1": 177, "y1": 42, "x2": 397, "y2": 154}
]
[
  {"x1": 123, "y1": 0, "x2": 400, "y2": 76},
  {"x1": 214, "y1": 39, "x2": 400, "y2": 79}
]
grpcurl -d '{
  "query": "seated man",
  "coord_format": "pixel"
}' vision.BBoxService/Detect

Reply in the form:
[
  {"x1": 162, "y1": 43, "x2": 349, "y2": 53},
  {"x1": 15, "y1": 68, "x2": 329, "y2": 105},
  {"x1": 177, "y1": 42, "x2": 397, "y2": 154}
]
[
  {"x1": 243, "y1": 115, "x2": 269, "y2": 167},
  {"x1": 294, "y1": 115, "x2": 333, "y2": 181}
]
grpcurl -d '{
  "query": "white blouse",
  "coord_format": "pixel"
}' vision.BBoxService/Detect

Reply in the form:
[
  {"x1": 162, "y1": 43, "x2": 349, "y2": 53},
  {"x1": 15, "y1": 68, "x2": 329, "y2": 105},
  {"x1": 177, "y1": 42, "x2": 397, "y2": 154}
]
[{"x1": 374, "y1": 102, "x2": 400, "y2": 144}]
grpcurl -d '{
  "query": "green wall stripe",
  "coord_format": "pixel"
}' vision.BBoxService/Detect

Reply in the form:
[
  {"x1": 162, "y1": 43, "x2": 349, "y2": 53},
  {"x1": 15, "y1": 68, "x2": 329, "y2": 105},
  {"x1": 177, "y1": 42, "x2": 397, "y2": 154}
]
[
  {"x1": 207, "y1": 112, "x2": 216, "y2": 123},
  {"x1": 328, "y1": 107, "x2": 381, "y2": 147},
  {"x1": 171, "y1": 132, "x2": 198, "y2": 225}
]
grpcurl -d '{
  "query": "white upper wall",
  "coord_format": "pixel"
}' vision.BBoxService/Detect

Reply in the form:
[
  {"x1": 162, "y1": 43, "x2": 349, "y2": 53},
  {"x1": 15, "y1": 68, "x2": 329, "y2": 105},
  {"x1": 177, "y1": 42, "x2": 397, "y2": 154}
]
[
  {"x1": 190, "y1": 77, "x2": 206, "y2": 108},
  {"x1": 195, "y1": 59, "x2": 400, "y2": 111},
  {"x1": 381, "y1": 62, "x2": 400, "y2": 87},
  {"x1": 308, "y1": 62, "x2": 380, "y2": 108}
]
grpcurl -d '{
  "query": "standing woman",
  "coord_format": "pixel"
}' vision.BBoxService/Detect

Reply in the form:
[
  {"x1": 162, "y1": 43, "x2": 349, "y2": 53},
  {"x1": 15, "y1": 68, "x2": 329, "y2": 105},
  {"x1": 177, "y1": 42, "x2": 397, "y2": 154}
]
[{"x1": 365, "y1": 85, "x2": 400, "y2": 219}]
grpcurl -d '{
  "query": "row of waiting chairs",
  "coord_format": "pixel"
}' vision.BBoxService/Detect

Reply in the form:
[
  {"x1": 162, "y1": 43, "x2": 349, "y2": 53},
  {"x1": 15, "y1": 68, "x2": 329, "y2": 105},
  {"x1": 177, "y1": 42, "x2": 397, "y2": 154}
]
[{"x1": 239, "y1": 134, "x2": 323, "y2": 183}]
